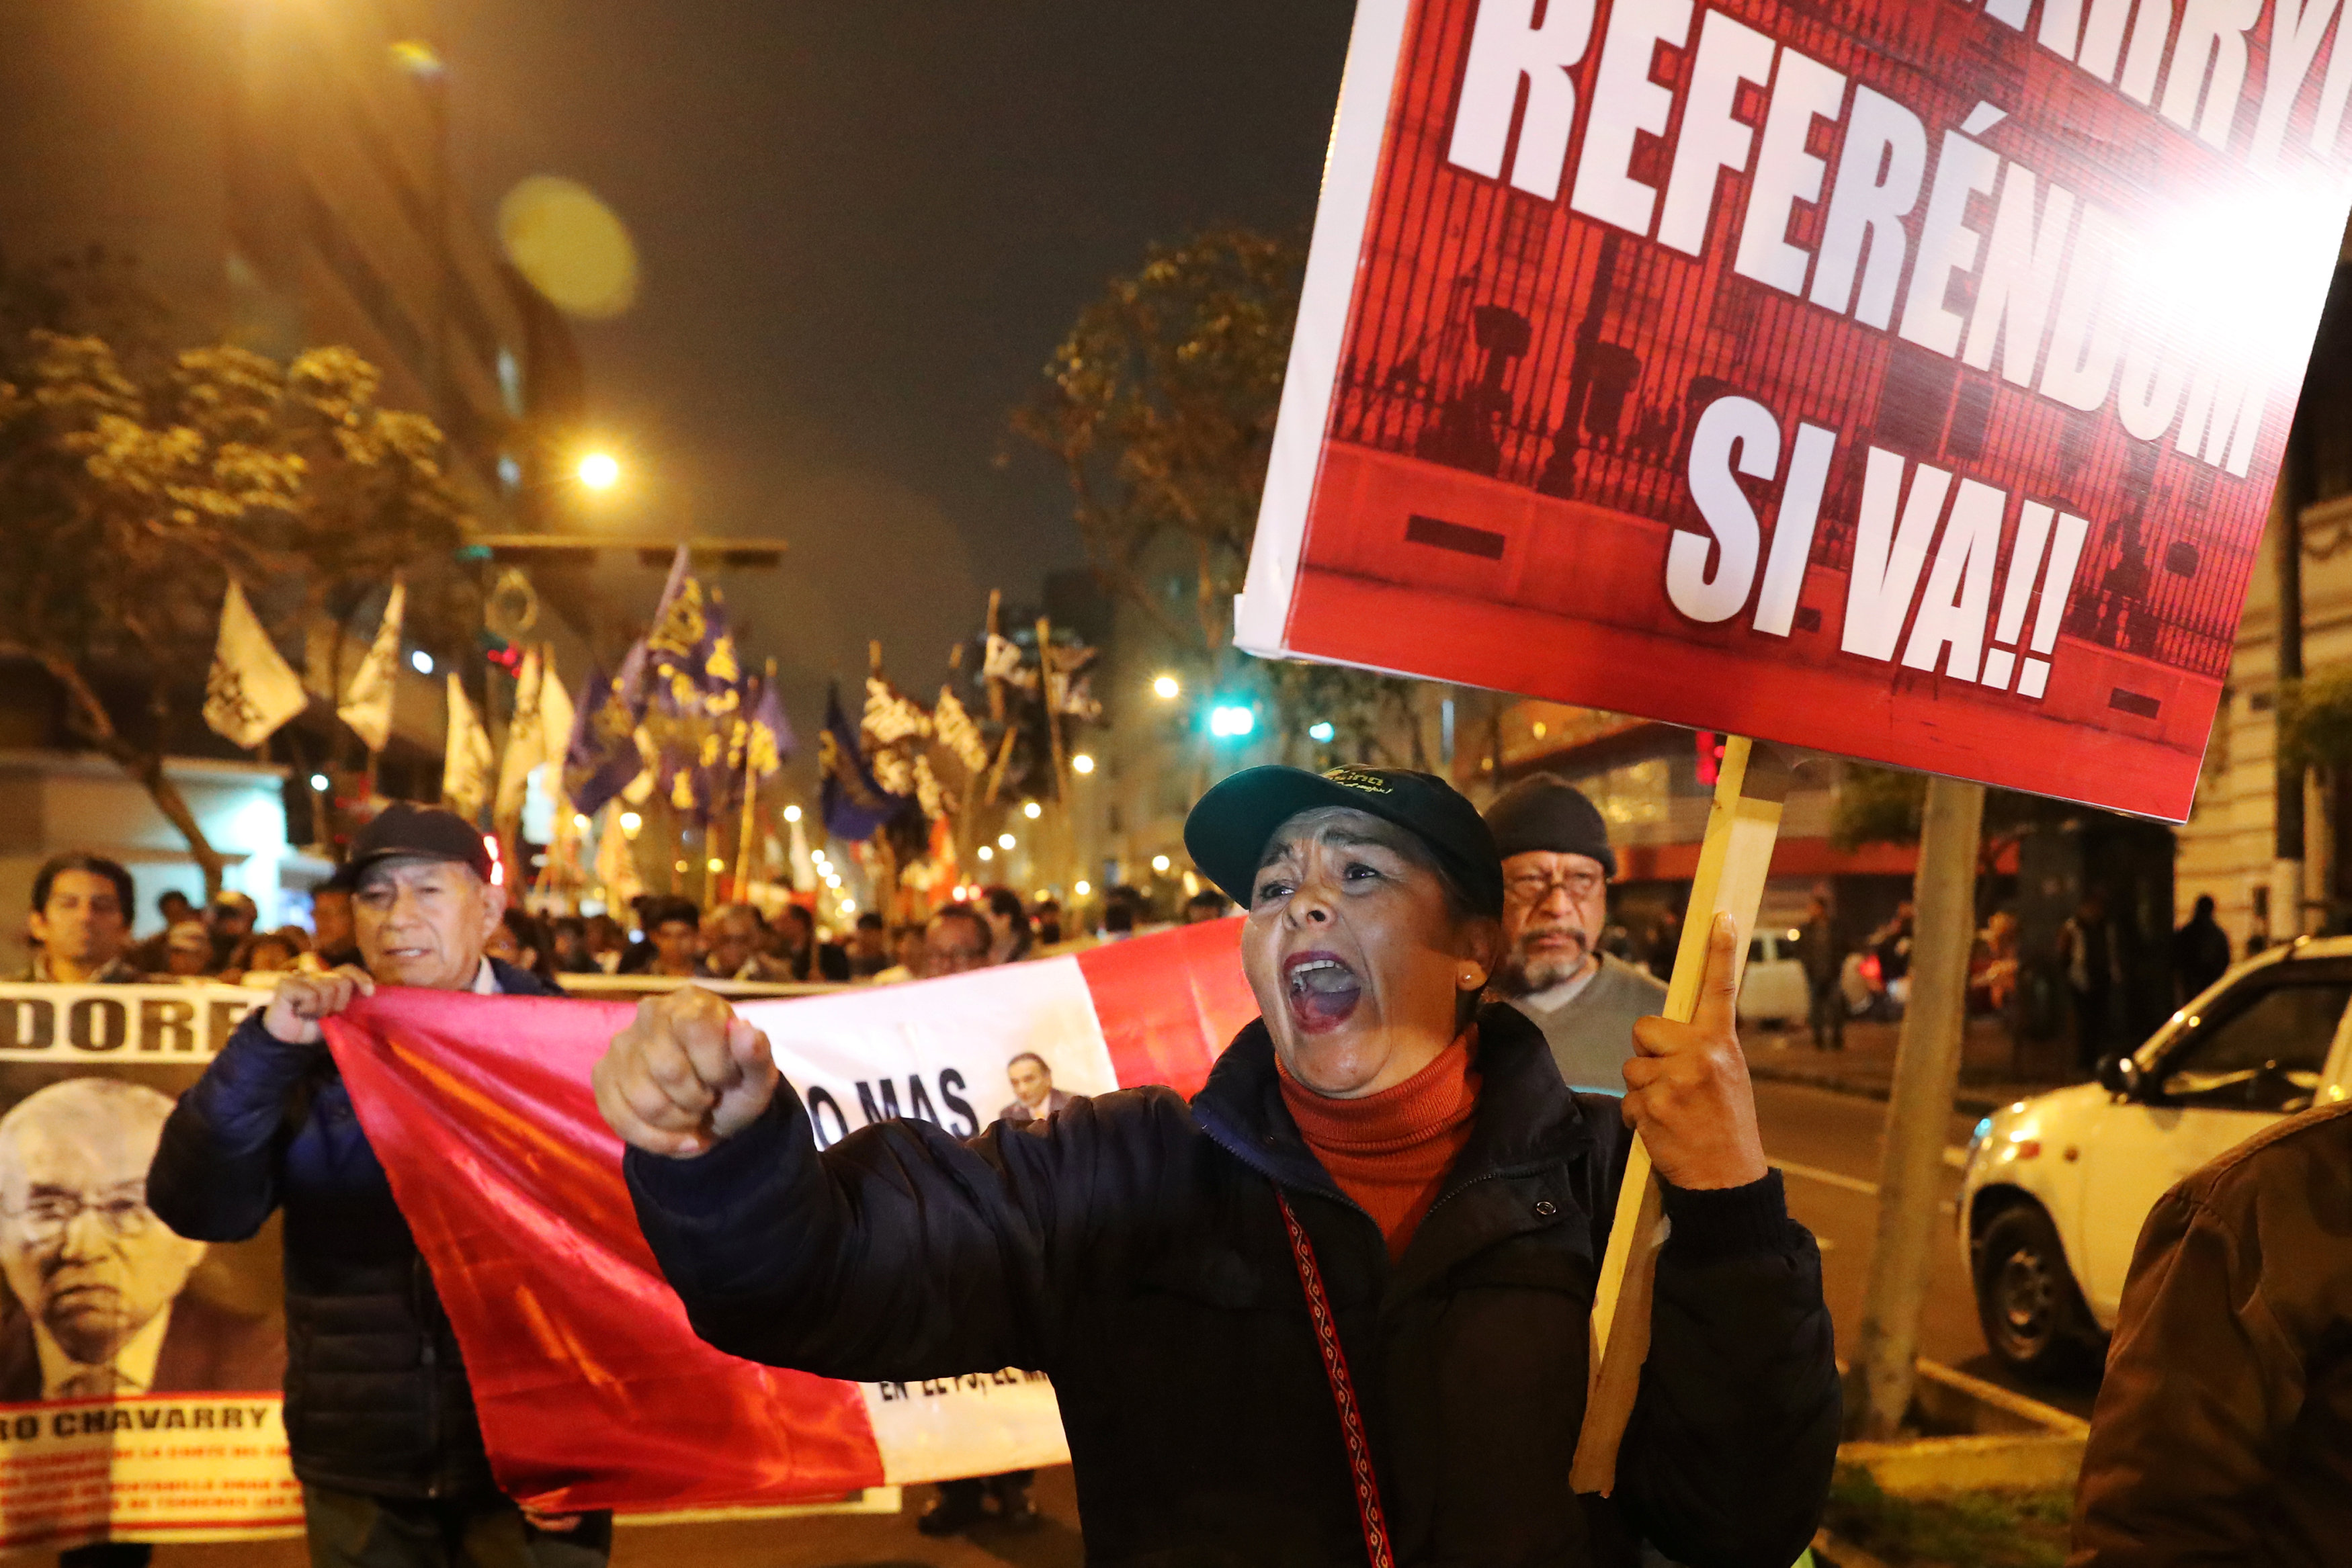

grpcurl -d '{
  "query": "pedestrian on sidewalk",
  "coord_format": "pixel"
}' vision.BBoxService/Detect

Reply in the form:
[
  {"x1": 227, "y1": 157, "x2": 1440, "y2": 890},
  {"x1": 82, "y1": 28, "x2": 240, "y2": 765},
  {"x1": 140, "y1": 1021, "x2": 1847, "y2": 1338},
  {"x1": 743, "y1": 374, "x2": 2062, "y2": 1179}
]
[
  {"x1": 19, "y1": 853, "x2": 147, "y2": 984},
  {"x1": 2071, "y1": 1098, "x2": 2352, "y2": 1565},
  {"x1": 2059, "y1": 890, "x2": 2124, "y2": 1075},
  {"x1": 2171, "y1": 894, "x2": 2232, "y2": 1005},
  {"x1": 146, "y1": 805, "x2": 612, "y2": 1568},
  {"x1": 597, "y1": 765, "x2": 1839, "y2": 1565},
  {"x1": 1478, "y1": 774, "x2": 1667, "y2": 1092},
  {"x1": 1798, "y1": 894, "x2": 1846, "y2": 1052}
]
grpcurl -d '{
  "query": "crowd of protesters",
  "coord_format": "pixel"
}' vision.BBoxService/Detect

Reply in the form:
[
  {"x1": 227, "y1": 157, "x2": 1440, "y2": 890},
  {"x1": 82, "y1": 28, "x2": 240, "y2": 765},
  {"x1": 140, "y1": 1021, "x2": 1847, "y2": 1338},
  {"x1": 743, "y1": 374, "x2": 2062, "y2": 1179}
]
[
  {"x1": 21, "y1": 775, "x2": 2347, "y2": 1567},
  {"x1": 11, "y1": 848, "x2": 1203, "y2": 1002}
]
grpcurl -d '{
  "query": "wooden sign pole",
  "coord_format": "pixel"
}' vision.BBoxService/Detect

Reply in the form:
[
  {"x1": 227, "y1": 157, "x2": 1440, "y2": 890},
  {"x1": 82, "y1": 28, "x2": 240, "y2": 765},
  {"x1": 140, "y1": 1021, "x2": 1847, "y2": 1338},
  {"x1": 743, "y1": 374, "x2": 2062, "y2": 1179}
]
[{"x1": 1570, "y1": 734, "x2": 1791, "y2": 1495}]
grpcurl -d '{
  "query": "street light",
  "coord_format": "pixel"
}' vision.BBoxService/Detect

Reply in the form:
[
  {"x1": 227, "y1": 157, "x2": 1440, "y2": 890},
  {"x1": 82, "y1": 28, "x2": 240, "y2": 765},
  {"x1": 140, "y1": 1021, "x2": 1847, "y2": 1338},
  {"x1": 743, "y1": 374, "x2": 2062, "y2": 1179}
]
[
  {"x1": 1151, "y1": 854, "x2": 1172, "y2": 874},
  {"x1": 577, "y1": 451, "x2": 621, "y2": 490},
  {"x1": 978, "y1": 845, "x2": 995, "y2": 862},
  {"x1": 1152, "y1": 674, "x2": 1181, "y2": 701},
  {"x1": 410, "y1": 650, "x2": 435, "y2": 675},
  {"x1": 1075, "y1": 879, "x2": 1091, "y2": 896},
  {"x1": 999, "y1": 832, "x2": 1017, "y2": 851},
  {"x1": 1308, "y1": 721, "x2": 1335, "y2": 743},
  {"x1": 1023, "y1": 801, "x2": 1042, "y2": 820},
  {"x1": 1071, "y1": 752, "x2": 1096, "y2": 775},
  {"x1": 309, "y1": 773, "x2": 331, "y2": 792},
  {"x1": 1209, "y1": 704, "x2": 1255, "y2": 739},
  {"x1": 784, "y1": 803, "x2": 802, "y2": 823}
]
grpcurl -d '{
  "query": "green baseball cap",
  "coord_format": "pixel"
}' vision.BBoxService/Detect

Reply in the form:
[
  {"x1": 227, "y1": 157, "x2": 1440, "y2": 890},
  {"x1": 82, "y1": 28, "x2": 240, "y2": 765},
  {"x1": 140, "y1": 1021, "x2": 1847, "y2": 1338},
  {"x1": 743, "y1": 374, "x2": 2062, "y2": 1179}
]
[{"x1": 1182, "y1": 765, "x2": 1504, "y2": 917}]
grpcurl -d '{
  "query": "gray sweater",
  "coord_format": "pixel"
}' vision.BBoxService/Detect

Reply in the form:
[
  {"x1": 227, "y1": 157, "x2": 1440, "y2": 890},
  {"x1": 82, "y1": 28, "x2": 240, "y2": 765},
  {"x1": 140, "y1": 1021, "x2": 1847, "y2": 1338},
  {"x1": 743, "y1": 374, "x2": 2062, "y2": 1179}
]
[{"x1": 1506, "y1": 953, "x2": 1670, "y2": 1094}]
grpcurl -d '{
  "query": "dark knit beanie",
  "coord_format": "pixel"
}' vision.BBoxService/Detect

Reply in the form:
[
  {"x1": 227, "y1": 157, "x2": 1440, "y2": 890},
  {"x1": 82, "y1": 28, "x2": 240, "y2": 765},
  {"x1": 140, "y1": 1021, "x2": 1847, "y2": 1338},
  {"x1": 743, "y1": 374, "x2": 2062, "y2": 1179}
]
[{"x1": 1482, "y1": 774, "x2": 1616, "y2": 877}]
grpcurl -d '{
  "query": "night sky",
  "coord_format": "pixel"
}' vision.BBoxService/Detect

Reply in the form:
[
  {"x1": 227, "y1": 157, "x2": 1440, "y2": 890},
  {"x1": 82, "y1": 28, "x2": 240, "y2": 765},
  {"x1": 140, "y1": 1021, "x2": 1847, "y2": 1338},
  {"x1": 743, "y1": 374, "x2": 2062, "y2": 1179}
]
[{"x1": 442, "y1": 1, "x2": 1355, "y2": 768}]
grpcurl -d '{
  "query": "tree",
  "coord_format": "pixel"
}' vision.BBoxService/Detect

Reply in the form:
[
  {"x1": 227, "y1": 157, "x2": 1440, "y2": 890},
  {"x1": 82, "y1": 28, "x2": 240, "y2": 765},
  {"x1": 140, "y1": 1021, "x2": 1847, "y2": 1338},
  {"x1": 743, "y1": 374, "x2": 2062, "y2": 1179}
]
[
  {"x1": 0, "y1": 322, "x2": 468, "y2": 894},
  {"x1": 1831, "y1": 761, "x2": 2075, "y2": 879},
  {"x1": 1012, "y1": 229, "x2": 1432, "y2": 769}
]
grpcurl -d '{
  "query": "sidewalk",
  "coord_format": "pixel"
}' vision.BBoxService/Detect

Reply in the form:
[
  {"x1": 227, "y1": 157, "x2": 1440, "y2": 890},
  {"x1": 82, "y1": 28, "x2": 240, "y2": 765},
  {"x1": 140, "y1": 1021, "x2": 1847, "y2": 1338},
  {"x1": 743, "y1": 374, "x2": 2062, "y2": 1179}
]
[{"x1": 1744, "y1": 1016, "x2": 2083, "y2": 1116}]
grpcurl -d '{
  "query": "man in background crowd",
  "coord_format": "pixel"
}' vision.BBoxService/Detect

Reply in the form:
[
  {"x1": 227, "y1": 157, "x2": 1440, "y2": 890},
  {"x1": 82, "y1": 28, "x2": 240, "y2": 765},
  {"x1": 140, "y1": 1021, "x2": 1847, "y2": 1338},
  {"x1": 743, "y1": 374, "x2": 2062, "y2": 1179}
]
[
  {"x1": 1031, "y1": 897, "x2": 1064, "y2": 946},
  {"x1": 1182, "y1": 888, "x2": 1230, "y2": 924},
  {"x1": 1481, "y1": 775, "x2": 1667, "y2": 1093},
  {"x1": 2172, "y1": 892, "x2": 2232, "y2": 1004},
  {"x1": 20, "y1": 853, "x2": 144, "y2": 984},
  {"x1": 583, "y1": 914, "x2": 628, "y2": 974},
  {"x1": 770, "y1": 904, "x2": 848, "y2": 982},
  {"x1": 129, "y1": 890, "x2": 198, "y2": 973},
  {"x1": 160, "y1": 922, "x2": 214, "y2": 979},
  {"x1": 149, "y1": 803, "x2": 608, "y2": 1568},
  {"x1": 978, "y1": 887, "x2": 1034, "y2": 965},
  {"x1": 309, "y1": 886, "x2": 361, "y2": 970},
  {"x1": 845, "y1": 912, "x2": 891, "y2": 979},
  {"x1": 700, "y1": 906, "x2": 790, "y2": 982},
  {"x1": 640, "y1": 898, "x2": 704, "y2": 979},
  {"x1": 921, "y1": 906, "x2": 993, "y2": 979},
  {"x1": 548, "y1": 916, "x2": 599, "y2": 975},
  {"x1": 206, "y1": 891, "x2": 258, "y2": 972}
]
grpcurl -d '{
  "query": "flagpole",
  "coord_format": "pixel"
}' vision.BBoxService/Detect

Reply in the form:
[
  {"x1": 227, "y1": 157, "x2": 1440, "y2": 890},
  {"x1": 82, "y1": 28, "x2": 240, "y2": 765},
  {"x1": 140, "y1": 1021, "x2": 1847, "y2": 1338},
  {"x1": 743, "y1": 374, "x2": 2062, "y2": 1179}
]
[
  {"x1": 731, "y1": 660, "x2": 773, "y2": 898},
  {"x1": 1036, "y1": 615, "x2": 1071, "y2": 895}
]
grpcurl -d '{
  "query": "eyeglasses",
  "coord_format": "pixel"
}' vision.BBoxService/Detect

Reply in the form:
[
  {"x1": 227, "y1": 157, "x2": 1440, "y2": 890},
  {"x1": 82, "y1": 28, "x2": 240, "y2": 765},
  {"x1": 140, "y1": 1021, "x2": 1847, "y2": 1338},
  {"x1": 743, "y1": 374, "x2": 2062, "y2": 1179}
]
[
  {"x1": 1, "y1": 1192, "x2": 158, "y2": 1243},
  {"x1": 1503, "y1": 869, "x2": 1607, "y2": 905}
]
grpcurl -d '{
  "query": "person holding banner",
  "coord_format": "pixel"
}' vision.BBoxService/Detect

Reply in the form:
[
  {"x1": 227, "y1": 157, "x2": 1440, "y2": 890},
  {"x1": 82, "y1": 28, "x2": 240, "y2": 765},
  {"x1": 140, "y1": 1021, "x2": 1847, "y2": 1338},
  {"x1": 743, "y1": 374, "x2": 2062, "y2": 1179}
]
[
  {"x1": 598, "y1": 764, "x2": 1838, "y2": 1566},
  {"x1": 145, "y1": 804, "x2": 611, "y2": 1568}
]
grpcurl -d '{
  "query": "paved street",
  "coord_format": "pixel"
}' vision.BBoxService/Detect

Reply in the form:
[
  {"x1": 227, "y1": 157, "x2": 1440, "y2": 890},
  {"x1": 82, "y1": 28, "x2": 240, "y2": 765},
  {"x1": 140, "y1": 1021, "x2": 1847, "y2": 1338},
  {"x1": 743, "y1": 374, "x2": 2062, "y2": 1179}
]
[
  {"x1": 1750, "y1": 1077, "x2": 2100, "y2": 1422},
  {"x1": 124, "y1": 1076, "x2": 2095, "y2": 1568}
]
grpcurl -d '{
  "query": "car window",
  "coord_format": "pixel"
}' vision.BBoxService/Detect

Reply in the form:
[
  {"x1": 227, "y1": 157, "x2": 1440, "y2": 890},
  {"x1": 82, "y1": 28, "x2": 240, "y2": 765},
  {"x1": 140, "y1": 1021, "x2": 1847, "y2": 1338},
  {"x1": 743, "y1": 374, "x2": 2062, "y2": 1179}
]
[{"x1": 2156, "y1": 978, "x2": 2352, "y2": 1113}]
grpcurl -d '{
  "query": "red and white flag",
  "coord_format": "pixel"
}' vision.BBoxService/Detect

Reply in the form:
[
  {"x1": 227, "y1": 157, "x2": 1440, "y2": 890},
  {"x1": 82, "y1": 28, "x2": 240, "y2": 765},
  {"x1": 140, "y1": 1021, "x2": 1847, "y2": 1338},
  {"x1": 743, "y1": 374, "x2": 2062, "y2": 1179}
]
[{"x1": 324, "y1": 920, "x2": 1256, "y2": 1514}]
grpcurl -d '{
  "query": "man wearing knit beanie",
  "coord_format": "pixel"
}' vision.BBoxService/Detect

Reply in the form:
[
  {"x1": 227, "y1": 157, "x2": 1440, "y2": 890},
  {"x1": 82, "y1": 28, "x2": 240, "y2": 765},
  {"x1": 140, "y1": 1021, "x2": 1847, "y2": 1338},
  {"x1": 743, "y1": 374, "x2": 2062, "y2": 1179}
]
[{"x1": 1482, "y1": 774, "x2": 1669, "y2": 1092}]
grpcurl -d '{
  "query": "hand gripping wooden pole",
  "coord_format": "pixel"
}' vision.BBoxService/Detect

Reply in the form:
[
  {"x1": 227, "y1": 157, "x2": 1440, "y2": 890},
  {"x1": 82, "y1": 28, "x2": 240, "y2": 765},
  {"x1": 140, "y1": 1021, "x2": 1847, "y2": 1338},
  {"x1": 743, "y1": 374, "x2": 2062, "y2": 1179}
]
[{"x1": 1570, "y1": 735, "x2": 1791, "y2": 1495}]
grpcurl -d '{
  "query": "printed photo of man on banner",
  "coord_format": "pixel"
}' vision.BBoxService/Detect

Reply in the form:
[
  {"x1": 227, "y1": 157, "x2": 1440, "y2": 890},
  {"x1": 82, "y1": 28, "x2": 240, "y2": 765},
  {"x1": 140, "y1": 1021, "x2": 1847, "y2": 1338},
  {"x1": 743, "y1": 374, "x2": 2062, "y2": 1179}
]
[{"x1": 0, "y1": 984, "x2": 298, "y2": 1555}]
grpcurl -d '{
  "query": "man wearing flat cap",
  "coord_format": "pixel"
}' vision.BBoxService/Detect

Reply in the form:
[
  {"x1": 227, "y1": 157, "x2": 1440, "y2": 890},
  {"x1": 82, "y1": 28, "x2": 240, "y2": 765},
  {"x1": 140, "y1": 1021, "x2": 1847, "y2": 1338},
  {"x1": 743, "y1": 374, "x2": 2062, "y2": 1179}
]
[
  {"x1": 147, "y1": 804, "x2": 610, "y2": 1568},
  {"x1": 1484, "y1": 774, "x2": 1668, "y2": 1094},
  {"x1": 597, "y1": 763, "x2": 1838, "y2": 1566}
]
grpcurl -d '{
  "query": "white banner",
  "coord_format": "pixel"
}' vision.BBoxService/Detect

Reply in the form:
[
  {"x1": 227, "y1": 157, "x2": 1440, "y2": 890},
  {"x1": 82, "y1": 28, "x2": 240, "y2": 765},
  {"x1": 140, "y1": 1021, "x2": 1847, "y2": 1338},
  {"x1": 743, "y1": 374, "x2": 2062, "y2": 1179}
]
[{"x1": 735, "y1": 956, "x2": 1118, "y2": 1482}]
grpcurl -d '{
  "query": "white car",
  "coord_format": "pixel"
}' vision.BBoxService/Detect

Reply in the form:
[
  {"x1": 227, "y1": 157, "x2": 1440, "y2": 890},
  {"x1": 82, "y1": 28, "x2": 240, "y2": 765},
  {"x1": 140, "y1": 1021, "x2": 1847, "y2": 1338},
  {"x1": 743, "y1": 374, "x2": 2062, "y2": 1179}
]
[
  {"x1": 1740, "y1": 929, "x2": 1811, "y2": 1027},
  {"x1": 1957, "y1": 934, "x2": 2352, "y2": 1377}
]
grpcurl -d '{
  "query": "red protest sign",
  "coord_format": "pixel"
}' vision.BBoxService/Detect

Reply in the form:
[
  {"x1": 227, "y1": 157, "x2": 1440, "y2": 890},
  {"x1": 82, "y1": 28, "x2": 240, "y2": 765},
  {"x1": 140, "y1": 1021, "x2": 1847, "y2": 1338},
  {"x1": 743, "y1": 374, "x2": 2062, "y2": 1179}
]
[{"x1": 1236, "y1": 0, "x2": 2352, "y2": 820}]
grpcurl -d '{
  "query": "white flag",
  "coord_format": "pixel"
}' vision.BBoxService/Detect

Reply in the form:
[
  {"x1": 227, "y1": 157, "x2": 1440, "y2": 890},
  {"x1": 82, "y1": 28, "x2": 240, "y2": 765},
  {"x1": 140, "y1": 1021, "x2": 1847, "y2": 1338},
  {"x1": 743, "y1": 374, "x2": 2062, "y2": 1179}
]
[
  {"x1": 337, "y1": 580, "x2": 406, "y2": 753},
  {"x1": 442, "y1": 674, "x2": 495, "y2": 822},
  {"x1": 493, "y1": 647, "x2": 544, "y2": 830},
  {"x1": 204, "y1": 580, "x2": 308, "y2": 749},
  {"x1": 538, "y1": 648, "x2": 579, "y2": 863},
  {"x1": 788, "y1": 810, "x2": 817, "y2": 894},
  {"x1": 538, "y1": 647, "x2": 577, "y2": 767},
  {"x1": 596, "y1": 805, "x2": 644, "y2": 909}
]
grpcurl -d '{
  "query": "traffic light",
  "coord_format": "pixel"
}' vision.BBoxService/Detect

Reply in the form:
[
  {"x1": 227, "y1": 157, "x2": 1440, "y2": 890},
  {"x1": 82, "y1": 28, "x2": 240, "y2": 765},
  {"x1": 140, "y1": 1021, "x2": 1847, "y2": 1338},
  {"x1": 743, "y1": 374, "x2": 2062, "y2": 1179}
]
[{"x1": 1695, "y1": 730, "x2": 1725, "y2": 787}]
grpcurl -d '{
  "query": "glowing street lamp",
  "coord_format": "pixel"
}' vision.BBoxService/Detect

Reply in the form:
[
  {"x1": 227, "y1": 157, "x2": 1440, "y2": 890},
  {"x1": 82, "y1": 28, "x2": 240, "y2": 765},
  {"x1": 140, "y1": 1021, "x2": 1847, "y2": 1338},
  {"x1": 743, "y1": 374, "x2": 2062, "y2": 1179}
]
[
  {"x1": 1023, "y1": 801, "x2": 1042, "y2": 820},
  {"x1": 577, "y1": 451, "x2": 621, "y2": 491},
  {"x1": 1151, "y1": 854, "x2": 1172, "y2": 874},
  {"x1": 1152, "y1": 674, "x2": 1181, "y2": 701},
  {"x1": 1070, "y1": 752, "x2": 1096, "y2": 775},
  {"x1": 998, "y1": 832, "x2": 1017, "y2": 851}
]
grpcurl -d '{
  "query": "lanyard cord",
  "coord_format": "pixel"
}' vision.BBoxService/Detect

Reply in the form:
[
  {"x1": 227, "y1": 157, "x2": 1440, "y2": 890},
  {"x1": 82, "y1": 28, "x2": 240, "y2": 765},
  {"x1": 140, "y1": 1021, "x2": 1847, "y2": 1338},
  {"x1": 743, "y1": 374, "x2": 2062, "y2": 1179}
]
[{"x1": 1275, "y1": 1189, "x2": 1396, "y2": 1568}]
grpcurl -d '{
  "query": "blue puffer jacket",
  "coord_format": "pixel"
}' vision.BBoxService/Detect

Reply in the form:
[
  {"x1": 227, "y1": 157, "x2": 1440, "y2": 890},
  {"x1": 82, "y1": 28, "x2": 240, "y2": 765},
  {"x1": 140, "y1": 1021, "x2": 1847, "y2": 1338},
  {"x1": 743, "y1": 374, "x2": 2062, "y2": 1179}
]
[{"x1": 147, "y1": 959, "x2": 557, "y2": 1500}]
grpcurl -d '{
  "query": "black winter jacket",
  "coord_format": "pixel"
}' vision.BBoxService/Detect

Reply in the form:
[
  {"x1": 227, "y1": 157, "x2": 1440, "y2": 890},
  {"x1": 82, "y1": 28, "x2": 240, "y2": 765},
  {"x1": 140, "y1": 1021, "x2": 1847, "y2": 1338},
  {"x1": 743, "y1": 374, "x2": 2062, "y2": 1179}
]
[
  {"x1": 147, "y1": 959, "x2": 558, "y2": 1500},
  {"x1": 627, "y1": 1002, "x2": 1839, "y2": 1566}
]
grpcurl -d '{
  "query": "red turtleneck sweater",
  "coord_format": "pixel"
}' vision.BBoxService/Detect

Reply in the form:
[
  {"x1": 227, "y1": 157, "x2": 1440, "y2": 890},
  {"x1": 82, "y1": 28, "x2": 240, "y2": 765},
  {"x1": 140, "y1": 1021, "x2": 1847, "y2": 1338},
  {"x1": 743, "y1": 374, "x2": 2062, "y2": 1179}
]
[{"x1": 1277, "y1": 1031, "x2": 1480, "y2": 1262}]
